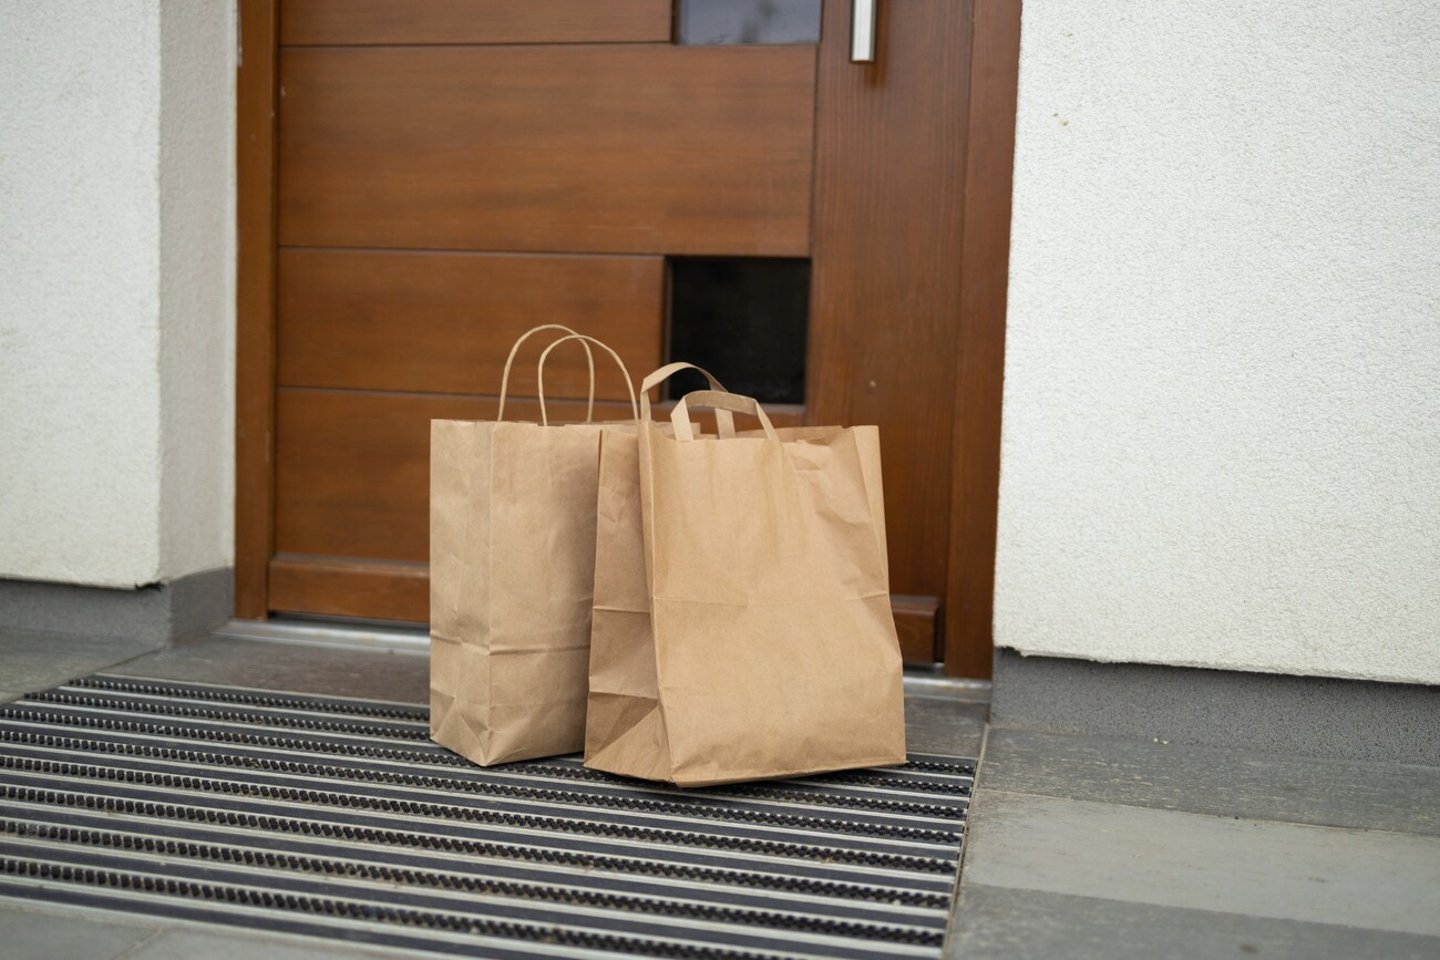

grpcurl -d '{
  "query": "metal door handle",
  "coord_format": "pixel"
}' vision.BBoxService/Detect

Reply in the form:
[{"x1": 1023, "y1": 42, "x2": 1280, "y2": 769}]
[{"x1": 851, "y1": 0, "x2": 877, "y2": 63}]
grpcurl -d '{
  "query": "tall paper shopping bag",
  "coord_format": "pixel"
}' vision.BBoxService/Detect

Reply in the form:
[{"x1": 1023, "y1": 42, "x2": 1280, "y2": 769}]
[
  {"x1": 430, "y1": 327, "x2": 636, "y2": 765},
  {"x1": 586, "y1": 384, "x2": 905, "y2": 786}
]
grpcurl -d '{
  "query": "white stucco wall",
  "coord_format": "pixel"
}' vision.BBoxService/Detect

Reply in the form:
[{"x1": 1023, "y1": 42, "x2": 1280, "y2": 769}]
[
  {"x1": 158, "y1": 1, "x2": 237, "y2": 581},
  {"x1": 0, "y1": 1, "x2": 235, "y2": 589},
  {"x1": 994, "y1": 0, "x2": 1440, "y2": 684}
]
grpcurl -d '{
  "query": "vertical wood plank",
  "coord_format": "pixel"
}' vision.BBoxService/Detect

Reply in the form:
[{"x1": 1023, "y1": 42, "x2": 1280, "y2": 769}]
[
  {"x1": 807, "y1": 0, "x2": 973, "y2": 625},
  {"x1": 235, "y1": 0, "x2": 280, "y2": 620},
  {"x1": 945, "y1": 0, "x2": 1023, "y2": 678}
]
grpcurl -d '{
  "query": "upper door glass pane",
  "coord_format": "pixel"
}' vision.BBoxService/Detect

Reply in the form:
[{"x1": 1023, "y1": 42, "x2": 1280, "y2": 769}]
[{"x1": 676, "y1": 0, "x2": 822, "y2": 45}]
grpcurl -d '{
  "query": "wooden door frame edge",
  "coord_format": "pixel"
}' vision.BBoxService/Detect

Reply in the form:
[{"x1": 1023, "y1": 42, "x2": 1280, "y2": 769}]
[
  {"x1": 235, "y1": 0, "x2": 280, "y2": 620},
  {"x1": 944, "y1": 0, "x2": 1023, "y2": 678}
]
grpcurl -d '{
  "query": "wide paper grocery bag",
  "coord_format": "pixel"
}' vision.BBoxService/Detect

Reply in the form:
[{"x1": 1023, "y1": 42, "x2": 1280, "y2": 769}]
[
  {"x1": 430, "y1": 328, "x2": 636, "y2": 766},
  {"x1": 586, "y1": 387, "x2": 906, "y2": 787}
]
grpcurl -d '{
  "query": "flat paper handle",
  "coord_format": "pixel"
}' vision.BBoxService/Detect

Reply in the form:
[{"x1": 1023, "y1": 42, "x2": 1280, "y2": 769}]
[
  {"x1": 671, "y1": 390, "x2": 778, "y2": 443},
  {"x1": 536, "y1": 334, "x2": 639, "y2": 425},
  {"x1": 497, "y1": 324, "x2": 595, "y2": 423},
  {"x1": 638, "y1": 362, "x2": 735, "y2": 437}
]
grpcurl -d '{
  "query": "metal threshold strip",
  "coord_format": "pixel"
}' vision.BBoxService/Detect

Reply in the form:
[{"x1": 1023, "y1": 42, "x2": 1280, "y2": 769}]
[
  {"x1": 213, "y1": 618, "x2": 995, "y2": 703},
  {"x1": 0, "y1": 674, "x2": 972, "y2": 958}
]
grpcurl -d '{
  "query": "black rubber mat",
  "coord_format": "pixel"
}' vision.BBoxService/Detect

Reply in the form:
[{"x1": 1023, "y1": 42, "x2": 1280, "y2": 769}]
[{"x1": 0, "y1": 674, "x2": 970, "y2": 958}]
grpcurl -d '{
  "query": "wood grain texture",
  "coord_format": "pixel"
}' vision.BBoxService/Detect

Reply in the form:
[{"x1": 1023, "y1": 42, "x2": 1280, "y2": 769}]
[
  {"x1": 235, "y1": 0, "x2": 279, "y2": 620},
  {"x1": 892, "y1": 594, "x2": 942, "y2": 663},
  {"x1": 274, "y1": 389, "x2": 805, "y2": 568},
  {"x1": 274, "y1": 389, "x2": 633, "y2": 563},
  {"x1": 280, "y1": 0, "x2": 672, "y2": 46},
  {"x1": 278, "y1": 45, "x2": 815, "y2": 255},
  {"x1": 278, "y1": 250, "x2": 662, "y2": 399},
  {"x1": 269, "y1": 555, "x2": 428, "y2": 621},
  {"x1": 945, "y1": 0, "x2": 1021, "y2": 679},
  {"x1": 807, "y1": 0, "x2": 973, "y2": 623}
]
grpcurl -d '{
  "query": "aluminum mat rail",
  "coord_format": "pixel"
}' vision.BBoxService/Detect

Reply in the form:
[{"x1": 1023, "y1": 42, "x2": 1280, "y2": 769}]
[{"x1": 0, "y1": 674, "x2": 971, "y2": 958}]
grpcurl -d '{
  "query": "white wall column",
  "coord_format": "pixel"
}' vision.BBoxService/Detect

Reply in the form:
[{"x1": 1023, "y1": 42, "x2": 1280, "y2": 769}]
[
  {"x1": 0, "y1": 1, "x2": 235, "y2": 639},
  {"x1": 995, "y1": 0, "x2": 1440, "y2": 684}
]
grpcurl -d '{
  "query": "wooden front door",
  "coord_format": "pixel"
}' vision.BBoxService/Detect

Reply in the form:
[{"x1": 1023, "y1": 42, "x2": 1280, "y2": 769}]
[{"x1": 236, "y1": 0, "x2": 1020, "y2": 677}]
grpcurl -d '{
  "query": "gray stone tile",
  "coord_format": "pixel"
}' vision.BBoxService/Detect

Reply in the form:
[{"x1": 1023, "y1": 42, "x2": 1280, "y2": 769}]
[
  {"x1": 905, "y1": 695, "x2": 987, "y2": 758},
  {"x1": 980, "y1": 726, "x2": 1440, "y2": 836},
  {"x1": 0, "y1": 689, "x2": 23, "y2": 703},
  {"x1": 946, "y1": 884, "x2": 1440, "y2": 960},
  {"x1": 125, "y1": 926, "x2": 429, "y2": 960},
  {"x1": 0, "y1": 628, "x2": 160, "y2": 694},
  {"x1": 992, "y1": 650, "x2": 1440, "y2": 766},
  {"x1": 108, "y1": 634, "x2": 429, "y2": 704},
  {"x1": 0, "y1": 899, "x2": 158, "y2": 960},
  {"x1": 0, "y1": 571, "x2": 228, "y2": 648},
  {"x1": 961, "y1": 790, "x2": 1440, "y2": 936}
]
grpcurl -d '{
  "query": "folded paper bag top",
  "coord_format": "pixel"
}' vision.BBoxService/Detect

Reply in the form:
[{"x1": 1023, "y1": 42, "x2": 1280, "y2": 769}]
[
  {"x1": 585, "y1": 380, "x2": 907, "y2": 787},
  {"x1": 429, "y1": 325, "x2": 640, "y2": 767}
]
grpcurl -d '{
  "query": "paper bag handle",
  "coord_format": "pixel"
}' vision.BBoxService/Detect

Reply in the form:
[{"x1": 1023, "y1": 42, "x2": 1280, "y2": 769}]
[
  {"x1": 497, "y1": 324, "x2": 595, "y2": 423},
  {"x1": 639, "y1": 362, "x2": 736, "y2": 438},
  {"x1": 536, "y1": 334, "x2": 639, "y2": 426},
  {"x1": 671, "y1": 390, "x2": 778, "y2": 442}
]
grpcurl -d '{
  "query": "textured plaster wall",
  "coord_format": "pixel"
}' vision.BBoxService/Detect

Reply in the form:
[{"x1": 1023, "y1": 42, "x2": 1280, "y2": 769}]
[
  {"x1": 158, "y1": 1, "x2": 237, "y2": 581},
  {"x1": 994, "y1": 1, "x2": 1440, "y2": 684},
  {"x1": 0, "y1": 2, "x2": 235, "y2": 589}
]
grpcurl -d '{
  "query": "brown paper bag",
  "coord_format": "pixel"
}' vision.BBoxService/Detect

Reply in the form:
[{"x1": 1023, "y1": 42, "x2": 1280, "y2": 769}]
[
  {"x1": 430, "y1": 327, "x2": 637, "y2": 766},
  {"x1": 586, "y1": 380, "x2": 906, "y2": 787}
]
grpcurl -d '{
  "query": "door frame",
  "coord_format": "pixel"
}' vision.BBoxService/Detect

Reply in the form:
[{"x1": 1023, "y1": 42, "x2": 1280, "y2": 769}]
[
  {"x1": 235, "y1": 0, "x2": 279, "y2": 625},
  {"x1": 233, "y1": 0, "x2": 1021, "y2": 678}
]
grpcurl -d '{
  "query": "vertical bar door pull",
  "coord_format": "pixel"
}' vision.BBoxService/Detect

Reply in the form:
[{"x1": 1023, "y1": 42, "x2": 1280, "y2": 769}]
[{"x1": 852, "y1": 0, "x2": 877, "y2": 62}]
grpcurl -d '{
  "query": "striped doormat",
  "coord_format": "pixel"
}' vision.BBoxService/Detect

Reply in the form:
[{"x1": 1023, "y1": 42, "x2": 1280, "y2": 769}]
[{"x1": 0, "y1": 675, "x2": 970, "y2": 959}]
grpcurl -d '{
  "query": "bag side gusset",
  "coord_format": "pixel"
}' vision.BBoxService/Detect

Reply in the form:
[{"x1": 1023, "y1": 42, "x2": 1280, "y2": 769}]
[
  {"x1": 430, "y1": 419, "x2": 497, "y2": 762},
  {"x1": 584, "y1": 427, "x2": 676, "y2": 781}
]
